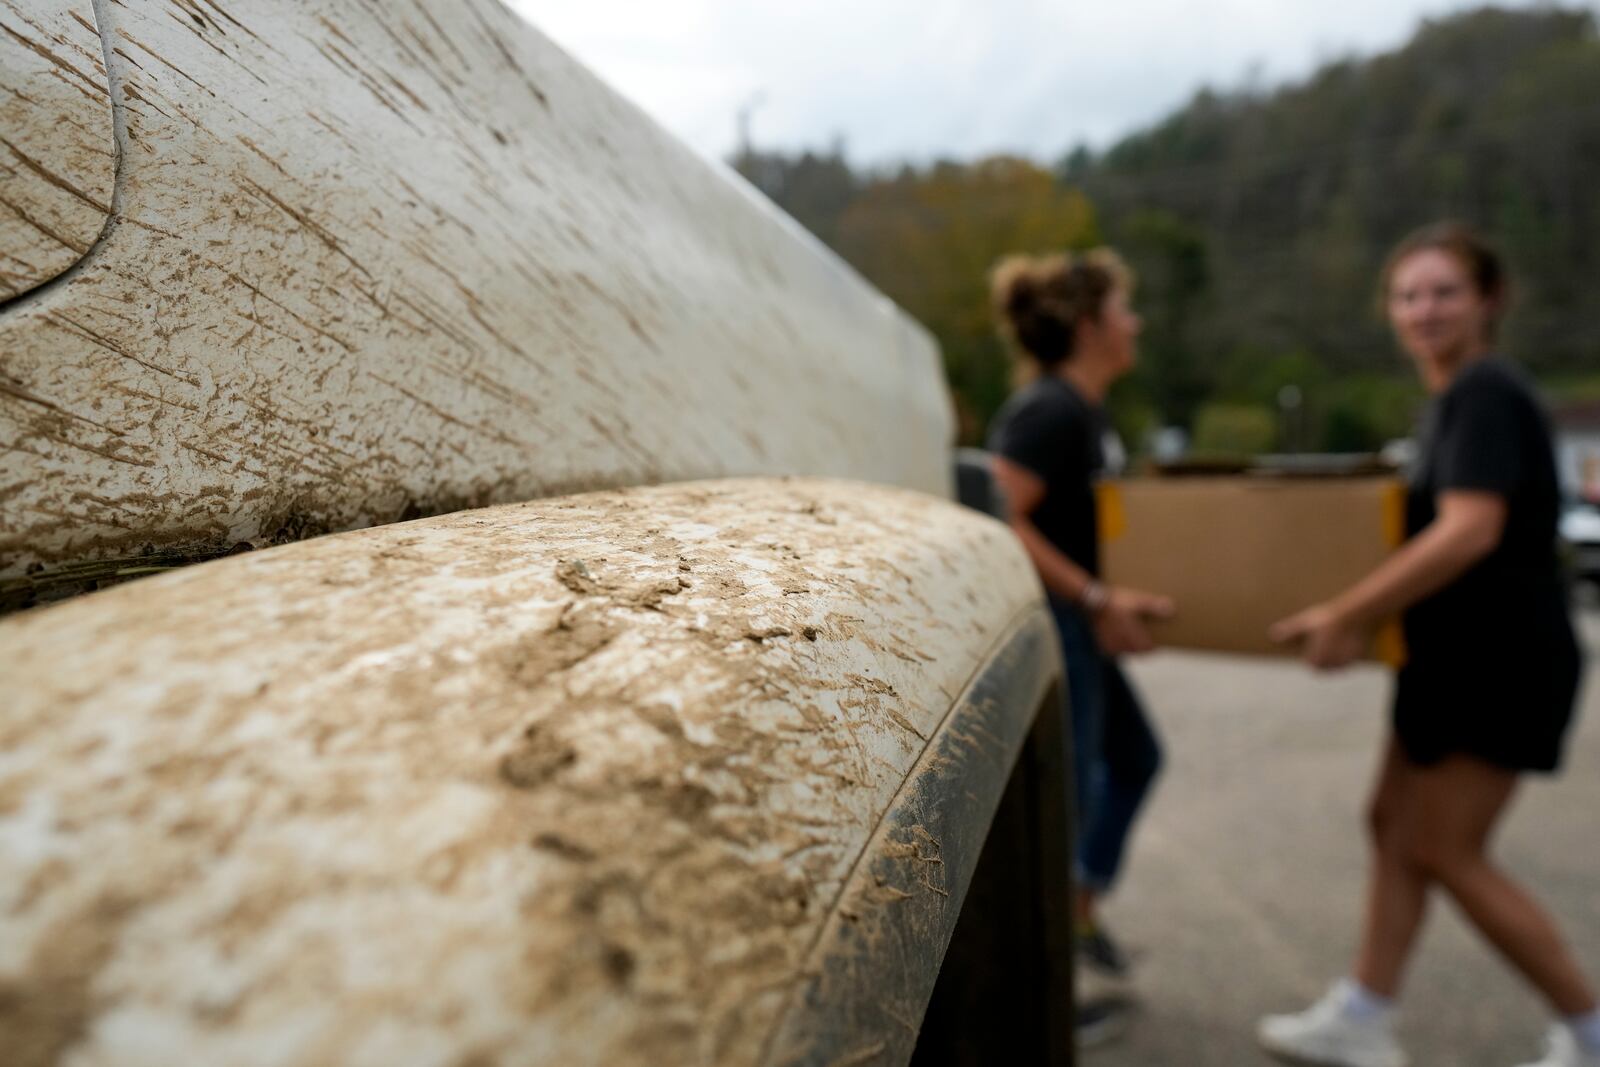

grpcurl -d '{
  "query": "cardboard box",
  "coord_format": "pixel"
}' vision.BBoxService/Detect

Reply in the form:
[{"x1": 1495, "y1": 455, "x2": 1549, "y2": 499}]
[{"x1": 1096, "y1": 476, "x2": 1407, "y2": 664}]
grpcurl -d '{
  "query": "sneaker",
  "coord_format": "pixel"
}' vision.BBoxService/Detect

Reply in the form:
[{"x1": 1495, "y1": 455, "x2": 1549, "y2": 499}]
[
  {"x1": 1077, "y1": 921, "x2": 1133, "y2": 980},
  {"x1": 1076, "y1": 995, "x2": 1131, "y2": 1050},
  {"x1": 1257, "y1": 983, "x2": 1408, "y2": 1067},
  {"x1": 1515, "y1": 1026, "x2": 1600, "y2": 1067}
]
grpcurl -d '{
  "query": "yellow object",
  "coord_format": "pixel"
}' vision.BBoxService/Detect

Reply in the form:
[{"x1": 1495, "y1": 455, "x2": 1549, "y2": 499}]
[
  {"x1": 1381, "y1": 481, "x2": 1408, "y2": 547},
  {"x1": 1375, "y1": 480, "x2": 1411, "y2": 667},
  {"x1": 1097, "y1": 482, "x2": 1128, "y2": 543},
  {"x1": 1374, "y1": 622, "x2": 1408, "y2": 669}
]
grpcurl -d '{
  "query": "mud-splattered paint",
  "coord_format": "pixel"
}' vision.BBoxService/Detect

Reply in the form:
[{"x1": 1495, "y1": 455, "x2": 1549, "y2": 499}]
[
  {"x1": 0, "y1": 478, "x2": 1044, "y2": 1067},
  {"x1": 0, "y1": 0, "x2": 953, "y2": 582},
  {"x1": 0, "y1": 0, "x2": 116, "y2": 299}
]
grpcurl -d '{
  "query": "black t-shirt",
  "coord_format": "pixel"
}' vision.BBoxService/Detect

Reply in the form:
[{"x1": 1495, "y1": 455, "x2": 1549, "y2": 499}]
[
  {"x1": 987, "y1": 375, "x2": 1109, "y2": 577},
  {"x1": 1404, "y1": 357, "x2": 1569, "y2": 659}
]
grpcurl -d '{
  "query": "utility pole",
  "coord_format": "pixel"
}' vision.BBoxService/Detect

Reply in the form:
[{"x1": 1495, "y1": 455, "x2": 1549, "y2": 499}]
[{"x1": 736, "y1": 90, "x2": 766, "y2": 158}]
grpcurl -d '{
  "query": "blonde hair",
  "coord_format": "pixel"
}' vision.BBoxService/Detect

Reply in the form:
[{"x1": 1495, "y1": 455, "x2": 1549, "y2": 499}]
[{"x1": 990, "y1": 248, "x2": 1133, "y2": 368}]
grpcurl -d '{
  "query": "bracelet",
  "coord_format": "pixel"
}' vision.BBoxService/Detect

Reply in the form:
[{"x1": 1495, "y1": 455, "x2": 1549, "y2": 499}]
[{"x1": 1079, "y1": 580, "x2": 1110, "y2": 615}]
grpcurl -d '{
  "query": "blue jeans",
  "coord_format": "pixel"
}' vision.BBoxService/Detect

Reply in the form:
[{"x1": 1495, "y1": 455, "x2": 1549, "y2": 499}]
[{"x1": 1050, "y1": 598, "x2": 1163, "y2": 894}]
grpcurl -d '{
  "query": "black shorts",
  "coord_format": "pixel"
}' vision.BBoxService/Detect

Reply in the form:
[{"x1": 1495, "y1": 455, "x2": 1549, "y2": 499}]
[{"x1": 1392, "y1": 631, "x2": 1583, "y2": 773}]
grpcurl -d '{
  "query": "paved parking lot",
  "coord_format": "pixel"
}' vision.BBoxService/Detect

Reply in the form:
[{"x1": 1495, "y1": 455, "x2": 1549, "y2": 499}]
[{"x1": 1089, "y1": 608, "x2": 1600, "y2": 1067}]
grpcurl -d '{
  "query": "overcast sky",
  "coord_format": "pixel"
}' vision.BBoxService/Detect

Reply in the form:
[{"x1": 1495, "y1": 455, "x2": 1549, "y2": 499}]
[{"x1": 509, "y1": 1, "x2": 1594, "y2": 166}]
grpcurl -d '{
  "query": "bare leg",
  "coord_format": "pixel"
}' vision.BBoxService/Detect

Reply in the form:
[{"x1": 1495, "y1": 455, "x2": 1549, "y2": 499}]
[
  {"x1": 1402, "y1": 755, "x2": 1597, "y2": 1016},
  {"x1": 1353, "y1": 737, "x2": 1433, "y2": 997}
]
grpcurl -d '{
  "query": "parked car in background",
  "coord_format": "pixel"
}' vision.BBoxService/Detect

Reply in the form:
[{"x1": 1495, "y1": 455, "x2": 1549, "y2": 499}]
[{"x1": 1561, "y1": 498, "x2": 1600, "y2": 587}]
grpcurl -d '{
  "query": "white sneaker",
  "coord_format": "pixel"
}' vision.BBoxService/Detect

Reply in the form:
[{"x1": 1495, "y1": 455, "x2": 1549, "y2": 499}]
[
  {"x1": 1257, "y1": 983, "x2": 1408, "y2": 1067},
  {"x1": 1515, "y1": 1026, "x2": 1600, "y2": 1067}
]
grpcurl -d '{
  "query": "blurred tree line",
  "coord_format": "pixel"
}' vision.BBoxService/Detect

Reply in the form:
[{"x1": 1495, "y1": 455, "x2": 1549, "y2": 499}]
[{"x1": 732, "y1": 5, "x2": 1600, "y2": 453}]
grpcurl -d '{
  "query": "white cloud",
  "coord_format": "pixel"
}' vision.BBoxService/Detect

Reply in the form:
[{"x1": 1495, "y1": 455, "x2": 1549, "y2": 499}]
[{"x1": 512, "y1": 0, "x2": 1599, "y2": 164}]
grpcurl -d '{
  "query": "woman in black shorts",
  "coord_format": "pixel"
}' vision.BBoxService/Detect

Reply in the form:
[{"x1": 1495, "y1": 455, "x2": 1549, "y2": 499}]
[{"x1": 1258, "y1": 223, "x2": 1598, "y2": 1067}]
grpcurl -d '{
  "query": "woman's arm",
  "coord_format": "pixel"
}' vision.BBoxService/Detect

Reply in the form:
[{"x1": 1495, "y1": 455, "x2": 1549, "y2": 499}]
[
  {"x1": 991, "y1": 456, "x2": 1174, "y2": 654},
  {"x1": 990, "y1": 456, "x2": 1095, "y2": 601},
  {"x1": 1271, "y1": 489, "x2": 1507, "y2": 669}
]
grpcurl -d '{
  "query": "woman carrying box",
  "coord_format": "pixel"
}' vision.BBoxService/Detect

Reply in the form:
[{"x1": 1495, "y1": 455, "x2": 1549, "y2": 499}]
[
  {"x1": 1261, "y1": 223, "x2": 1598, "y2": 1067},
  {"x1": 987, "y1": 249, "x2": 1175, "y2": 1005}
]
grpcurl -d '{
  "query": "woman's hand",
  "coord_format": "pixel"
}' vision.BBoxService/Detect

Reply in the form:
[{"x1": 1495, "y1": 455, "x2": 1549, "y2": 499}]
[
  {"x1": 1093, "y1": 587, "x2": 1176, "y2": 656},
  {"x1": 1267, "y1": 491, "x2": 1503, "y2": 672},
  {"x1": 1270, "y1": 602, "x2": 1368, "y2": 670}
]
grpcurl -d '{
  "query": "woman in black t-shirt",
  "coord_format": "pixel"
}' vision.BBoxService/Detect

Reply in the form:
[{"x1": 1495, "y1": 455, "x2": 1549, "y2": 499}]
[
  {"x1": 986, "y1": 249, "x2": 1175, "y2": 987},
  {"x1": 1259, "y1": 224, "x2": 1599, "y2": 1067}
]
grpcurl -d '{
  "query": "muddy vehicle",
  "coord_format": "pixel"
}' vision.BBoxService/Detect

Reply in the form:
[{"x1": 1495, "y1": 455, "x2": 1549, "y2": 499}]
[{"x1": 1, "y1": 2, "x2": 1074, "y2": 1065}]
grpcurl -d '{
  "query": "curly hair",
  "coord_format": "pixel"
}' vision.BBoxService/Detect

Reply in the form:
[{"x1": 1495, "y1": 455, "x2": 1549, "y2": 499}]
[{"x1": 990, "y1": 248, "x2": 1133, "y2": 368}]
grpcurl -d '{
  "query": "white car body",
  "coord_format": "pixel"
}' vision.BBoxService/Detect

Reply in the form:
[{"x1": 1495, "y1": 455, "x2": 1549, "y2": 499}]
[{"x1": 1, "y1": 2, "x2": 1072, "y2": 1065}]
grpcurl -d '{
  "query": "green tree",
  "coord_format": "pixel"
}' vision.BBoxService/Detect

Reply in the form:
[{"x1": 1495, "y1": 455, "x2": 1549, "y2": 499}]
[
  {"x1": 735, "y1": 7, "x2": 1600, "y2": 448},
  {"x1": 834, "y1": 157, "x2": 1100, "y2": 442},
  {"x1": 1075, "y1": 5, "x2": 1600, "y2": 419},
  {"x1": 1114, "y1": 209, "x2": 1211, "y2": 430}
]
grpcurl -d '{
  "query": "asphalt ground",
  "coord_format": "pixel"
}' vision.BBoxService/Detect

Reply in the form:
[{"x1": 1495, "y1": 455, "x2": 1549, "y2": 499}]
[{"x1": 1085, "y1": 606, "x2": 1600, "y2": 1067}]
